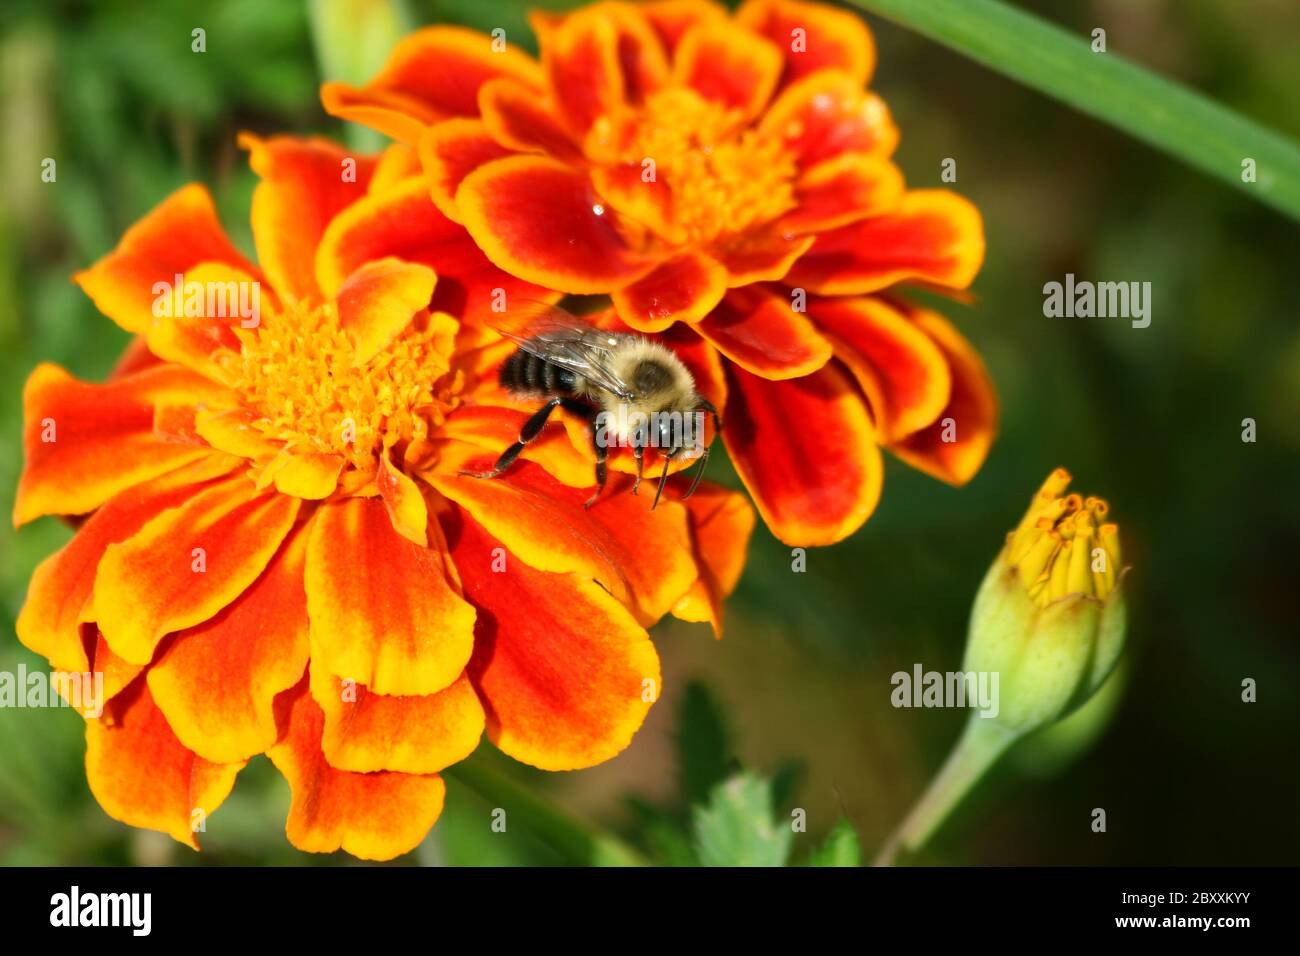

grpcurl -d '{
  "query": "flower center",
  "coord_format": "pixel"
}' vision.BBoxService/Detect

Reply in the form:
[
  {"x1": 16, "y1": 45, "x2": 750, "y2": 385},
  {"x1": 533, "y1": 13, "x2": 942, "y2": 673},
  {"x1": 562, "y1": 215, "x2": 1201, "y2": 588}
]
[
  {"x1": 227, "y1": 302, "x2": 460, "y2": 468},
  {"x1": 597, "y1": 89, "x2": 798, "y2": 246},
  {"x1": 1007, "y1": 469, "x2": 1121, "y2": 607}
]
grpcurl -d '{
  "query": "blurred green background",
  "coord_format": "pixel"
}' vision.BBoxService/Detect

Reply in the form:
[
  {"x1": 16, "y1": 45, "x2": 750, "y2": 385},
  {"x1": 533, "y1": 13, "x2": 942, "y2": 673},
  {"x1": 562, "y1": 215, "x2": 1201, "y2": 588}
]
[{"x1": 1, "y1": 0, "x2": 1297, "y2": 866}]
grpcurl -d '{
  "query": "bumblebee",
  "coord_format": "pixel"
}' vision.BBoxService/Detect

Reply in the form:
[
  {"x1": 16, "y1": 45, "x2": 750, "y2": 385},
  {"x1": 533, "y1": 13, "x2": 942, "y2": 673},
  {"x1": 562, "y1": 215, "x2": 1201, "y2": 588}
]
[{"x1": 467, "y1": 306, "x2": 721, "y2": 509}]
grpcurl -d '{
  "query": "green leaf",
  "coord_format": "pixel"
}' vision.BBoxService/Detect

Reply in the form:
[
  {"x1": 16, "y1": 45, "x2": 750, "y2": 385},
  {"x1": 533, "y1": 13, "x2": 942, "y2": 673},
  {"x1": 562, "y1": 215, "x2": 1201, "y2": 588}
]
[
  {"x1": 691, "y1": 773, "x2": 792, "y2": 867},
  {"x1": 808, "y1": 819, "x2": 861, "y2": 867},
  {"x1": 675, "y1": 681, "x2": 733, "y2": 807},
  {"x1": 848, "y1": 0, "x2": 1300, "y2": 222}
]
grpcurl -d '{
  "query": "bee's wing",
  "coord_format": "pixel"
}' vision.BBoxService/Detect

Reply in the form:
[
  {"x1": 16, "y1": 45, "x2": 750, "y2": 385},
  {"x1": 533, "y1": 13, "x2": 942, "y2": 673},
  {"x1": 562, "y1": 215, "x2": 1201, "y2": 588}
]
[{"x1": 489, "y1": 302, "x2": 635, "y2": 399}]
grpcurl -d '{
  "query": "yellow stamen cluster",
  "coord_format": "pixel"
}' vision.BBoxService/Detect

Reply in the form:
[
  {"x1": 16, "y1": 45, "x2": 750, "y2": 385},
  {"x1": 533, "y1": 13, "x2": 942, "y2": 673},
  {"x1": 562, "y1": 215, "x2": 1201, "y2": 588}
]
[
  {"x1": 226, "y1": 302, "x2": 460, "y2": 468},
  {"x1": 1006, "y1": 468, "x2": 1121, "y2": 608},
  {"x1": 609, "y1": 88, "x2": 797, "y2": 245}
]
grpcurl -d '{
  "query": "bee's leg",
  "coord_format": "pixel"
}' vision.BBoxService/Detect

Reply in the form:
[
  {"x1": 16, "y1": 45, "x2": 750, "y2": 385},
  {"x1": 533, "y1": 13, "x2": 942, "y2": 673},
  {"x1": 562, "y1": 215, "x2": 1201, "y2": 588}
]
[
  {"x1": 461, "y1": 397, "x2": 563, "y2": 479},
  {"x1": 631, "y1": 442, "x2": 645, "y2": 495},
  {"x1": 651, "y1": 448, "x2": 680, "y2": 511},
  {"x1": 555, "y1": 399, "x2": 606, "y2": 509}
]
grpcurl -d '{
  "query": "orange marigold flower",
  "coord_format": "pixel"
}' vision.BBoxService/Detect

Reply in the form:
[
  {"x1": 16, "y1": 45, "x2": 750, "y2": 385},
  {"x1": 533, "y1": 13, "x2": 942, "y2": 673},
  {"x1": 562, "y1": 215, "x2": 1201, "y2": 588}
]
[
  {"x1": 322, "y1": 0, "x2": 997, "y2": 545},
  {"x1": 13, "y1": 134, "x2": 753, "y2": 860}
]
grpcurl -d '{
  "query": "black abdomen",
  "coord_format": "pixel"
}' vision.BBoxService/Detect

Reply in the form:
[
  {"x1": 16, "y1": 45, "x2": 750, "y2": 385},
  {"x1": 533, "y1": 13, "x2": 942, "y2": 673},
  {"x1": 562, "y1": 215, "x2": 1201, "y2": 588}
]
[{"x1": 500, "y1": 349, "x2": 579, "y2": 397}]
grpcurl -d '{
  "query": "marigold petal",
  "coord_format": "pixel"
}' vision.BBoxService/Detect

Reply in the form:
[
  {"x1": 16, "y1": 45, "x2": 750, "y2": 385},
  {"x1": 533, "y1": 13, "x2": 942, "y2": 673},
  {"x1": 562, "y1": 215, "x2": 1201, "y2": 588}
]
[
  {"x1": 316, "y1": 177, "x2": 548, "y2": 323},
  {"x1": 673, "y1": 21, "x2": 783, "y2": 123},
  {"x1": 538, "y1": 9, "x2": 627, "y2": 139},
  {"x1": 456, "y1": 155, "x2": 652, "y2": 293},
  {"x1": 147, "y1": 526, "x2": 309, "y2": 764},
  {"x1": 336, "y1": 257, "x2": 437, "y2": 364},
  {"x1": 16, "y1": 455, "x2": 238, "y2": 673},
  {"x1": 446, "y1": 510, "x2": 661, "y2": 771},
  {"x1": 430, "y1": 460, "x2": 696, "y2": 625},
  {"x1": 93, "y1": 474, "x2": 300, "y2": 664},
  {"x1": 612, "y1": 250, "x2": 727, "y2": 332},
  {"x1": 809, "y1": 296, "x2": 952, "y2": 441},
  {"x1": 714, "y1": 230, "x2": 815, "y2": 287},
  {"x1": 269, "y1": 682, "x2": 446, "y2": 860},
  {"x1": 738, "y1": 0, "x2": 876, "y2": 88},
  {"x1": 640, "y1": 0, "x2": 729, "y2": 54},
  {"x1": 723, "y1": 360, "x2": 882, "y2": 545},
  {"x1": 305, "y1": 496, "x2": 475, "y2": 696},
  {"x1": 783, "y1": 153, "x2": 905, "y2": 235},
  {"x1": 321, "y1": 26, "x2": 541, "y2": 142},
  {"x1": 14, "y1": 363, "x2": 235, "y2": 525},
  {"x1": 788, "y1": 189, "x2": 985, "y2": 295},
  {"x1": 309, "y1": 661, "x2": 483, "y2": 775},
  {"x1": 418, "y1": 118, "x2": 517, "y2": 222},
  {"x1": 377, "y1": 447, "x2": 429, "y2": 546},
  {"x1": 668, "y1": 482, "x2": 756, "y2": 637},
  {"x1": 142, "y1": 261, "x2": 265, "y2": 385},
  {"x1": 86, "y1": 679, "x2": 243, "y2": 849},
  {"x1": 241, "y1": 133, "x2": 377, "y2": 304},
  {"x1": 436, "y1": 406, "x2": 596, "y2": 488},
  {"x1": 887, "y1": 304, "x2": 998, "y2": 485},
  {"x1": 478, "y1": 77, "x2": 581, "y2": 160},
  {"x1": 73, "y1": 184, "x2": 259, "y2": 336},
  {"x1": 759, "y1": 71, "x2": 897, "y2": 168},
  {"x1": 262, "y1": 447, "x2": 345, "y2": 501},
  {"x1": 193, "y1": 407, "x2": 282, "y2": 462},
  {"x1": 696, "y1": 287, "x2": 832, "y2": 380}
]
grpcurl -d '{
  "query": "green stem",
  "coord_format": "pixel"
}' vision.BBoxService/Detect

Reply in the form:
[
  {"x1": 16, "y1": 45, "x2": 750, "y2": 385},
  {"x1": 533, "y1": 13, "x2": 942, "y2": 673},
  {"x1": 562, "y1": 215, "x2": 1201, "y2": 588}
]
[
  {"x1": 848, "y1": 0, "x2": 1300, "y2": 222},
  {"x1": 444, "y1": 756, "x2": 649, "y2": 867},
  {"x1": 873, "y1": 717, "x2": 1019, "y2": 866}
]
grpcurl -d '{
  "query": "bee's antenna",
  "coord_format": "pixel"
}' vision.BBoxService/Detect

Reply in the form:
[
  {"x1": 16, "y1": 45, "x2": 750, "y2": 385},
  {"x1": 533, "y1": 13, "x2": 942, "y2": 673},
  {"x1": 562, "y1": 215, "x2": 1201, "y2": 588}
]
[{"x1": 651, "y1": 448, "x2": 679, "y2": 511}]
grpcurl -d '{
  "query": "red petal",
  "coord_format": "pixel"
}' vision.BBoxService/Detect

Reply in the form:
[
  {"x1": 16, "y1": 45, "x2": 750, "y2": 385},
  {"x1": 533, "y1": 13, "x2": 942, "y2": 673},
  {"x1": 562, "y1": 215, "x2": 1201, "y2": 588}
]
[
  {"x1": 673, "y1": 21, "x2": 783, "y2": 123},
  {"x1": 86, "y1": 679, "x2": 243, "y2": 849},
  {"x1": 887, "y1": 303, "x2": 998, "y2": 486},
  {"x1": 305, "y1": 496, "x2": 475, "y2": 696},
  {"x1": 668, "y1": 482, "x2": 756, "y2": 637},
  {"x1": 147, "y1": 525, "x2": 309, "y2": 764},
  {"x1": 641, "y1": 0, "x2": 729, "y2": 54},
  {"x1": 788, "y1": 190, "x2": 985, "y2": 294},
  {"x1": 93, "y1": 475, "x2": 301, "y2": 665},
  {"x1": 714, "y1": 229, "x2": 815, "y2": 287},
  {"x1": 723, "y1": 360, "x2": 882, "y2": 545},
  {"x1": 16, "y1": 456, "x2": 237, "y2": 674},
  {"x1": 456, "y1": 155, "x2": 653, "y2": 293},
  {"x1": 241, "y1": 133, "x2": 377, "y2": 304},
  {"x1": 478, "y1": 78, "x2": 581, "y2": 160},
  {"x1": 446, "y1": 509, "x2": 661, "y2": 771},
  {"x1": 759, "y1": 70, "x2": 897, "y2": 169},
  {"x1": 809, "y1": 295, "x2": 952, "y2": 440},
  {"x1": 738, "y1": 0, "x2": 876, "y2": 88},
  {"x1": 73, "y1": 184, "x2": 260, "y2": 336},
  {"x1": 612, "y1": 250, "x2": 728, "y2": 331},
  {"x1": 268, "y1": 681, "x2": 446, "y2": 860},
  {"x1": 418, "y1": 118, "x2": 517, "y2": 222},
  {"x1": 696, "y1": 287, "x2": 833, "y2": 379},
  {"x1": 537, "y1": 9, "x2": 630, "y2": 139},
  {"x1": 316, "y1": 177, "x2": 550, "y2": 323},
  {"x1": 430, "y1": 460, "x2": 697, "y2": 626},
  {"x1": 783, "y1": 154, "x2": 905, "y2": 235},
  {"x1": 14, "y1": 363, "x2": 235, "y2": 525},
  {"x1": 320, "y1": 26, "x2": 541, "y2": 143}
]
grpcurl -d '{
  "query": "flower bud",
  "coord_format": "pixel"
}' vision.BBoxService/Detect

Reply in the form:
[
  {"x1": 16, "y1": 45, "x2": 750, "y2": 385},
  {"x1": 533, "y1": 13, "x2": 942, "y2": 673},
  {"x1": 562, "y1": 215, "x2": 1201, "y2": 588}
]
[{"x1": 964, "y1": 468, "x2": 1128, "y2": 735}]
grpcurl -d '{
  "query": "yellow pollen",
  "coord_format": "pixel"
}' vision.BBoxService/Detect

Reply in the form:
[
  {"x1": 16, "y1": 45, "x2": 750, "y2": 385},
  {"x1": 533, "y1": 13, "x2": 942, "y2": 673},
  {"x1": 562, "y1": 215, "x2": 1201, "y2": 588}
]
[
  {"x1": 1007, "y1": 469, "x2": 1121, "y2": 607},
  {"x1": 224, "y1": 302, "x2": 460, "y2": 468},
  {"x1": 603, "y1": 89, "x2": 798, "y2": 246}
]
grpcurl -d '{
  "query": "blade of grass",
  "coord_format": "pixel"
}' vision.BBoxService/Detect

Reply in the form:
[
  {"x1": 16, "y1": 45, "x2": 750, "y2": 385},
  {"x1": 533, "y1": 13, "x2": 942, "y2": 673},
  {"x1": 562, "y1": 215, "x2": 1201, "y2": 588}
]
[{"x1": 848, "y1": 0, "x2": 1300, "y2": 221}]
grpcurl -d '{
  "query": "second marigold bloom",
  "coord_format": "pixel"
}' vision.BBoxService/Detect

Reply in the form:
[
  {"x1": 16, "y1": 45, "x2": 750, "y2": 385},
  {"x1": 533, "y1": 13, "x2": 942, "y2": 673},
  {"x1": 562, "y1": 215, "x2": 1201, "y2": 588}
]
[{"x1": 324, "y1": 0, "x2": 996, "y2": 545}]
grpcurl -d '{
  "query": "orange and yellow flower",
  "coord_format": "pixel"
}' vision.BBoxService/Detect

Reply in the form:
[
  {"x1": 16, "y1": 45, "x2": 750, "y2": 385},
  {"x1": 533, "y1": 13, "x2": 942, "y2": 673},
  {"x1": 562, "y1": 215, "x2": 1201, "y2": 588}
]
[
  {"x1": 13, "y1": 133, "x2": 753, "y2": 860},
  {"x1": 323, "y1": 0, "x2": 997, "y2": 545}
]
